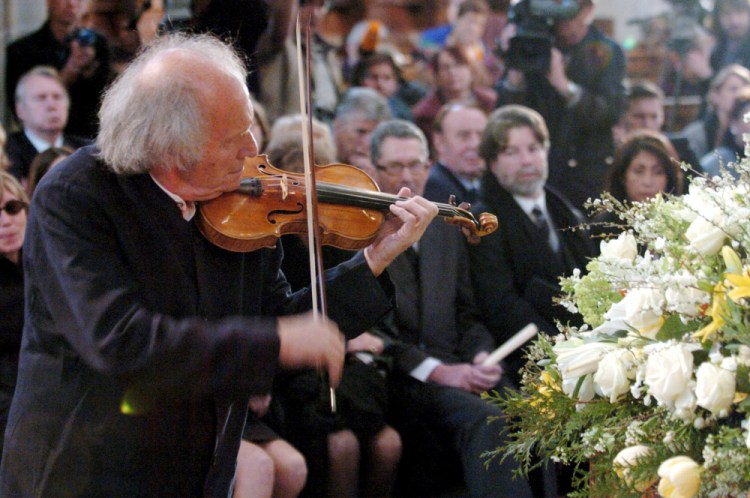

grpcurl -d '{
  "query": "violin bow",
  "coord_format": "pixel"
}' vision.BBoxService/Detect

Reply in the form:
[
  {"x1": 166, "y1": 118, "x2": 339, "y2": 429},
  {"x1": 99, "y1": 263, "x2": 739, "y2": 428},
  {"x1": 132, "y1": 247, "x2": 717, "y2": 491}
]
[{"x1": 295, "y1": 13, "x2": 336, "y2": 413}]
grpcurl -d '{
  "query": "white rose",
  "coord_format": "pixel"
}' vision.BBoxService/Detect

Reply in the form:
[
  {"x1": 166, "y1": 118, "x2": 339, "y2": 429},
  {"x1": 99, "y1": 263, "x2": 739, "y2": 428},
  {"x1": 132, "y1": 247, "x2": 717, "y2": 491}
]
[
  {"x1": 657, "y1": 456, "x2": 701, "y2": 498},
  {"x1": 594, "y1": 349, "x2": 634, "y2": 402},
  {"x1": 695, "y1": 362, "x2": 735, "y2": 416},
  {"x1": 645, "y1": 345, "x2": 694, "y2": 408},
  {"x1": 685, "y1": 216, "x2": 726, "y2": 257},
  {"x1": 599, "y1": 232, "x2": 637, "y2": 262},
  {"x1": 622, "y1": 288, "x2": 664, "y2": 338},
  {"x1": 665, "y1": 286, "x2": 709, "y2": 318},
  {"x1": 554, "y1": 340, "x2": 614, "y2": 381},
  {"x1": 613, "y1": 445, "x2": 655, "y2": 491}
]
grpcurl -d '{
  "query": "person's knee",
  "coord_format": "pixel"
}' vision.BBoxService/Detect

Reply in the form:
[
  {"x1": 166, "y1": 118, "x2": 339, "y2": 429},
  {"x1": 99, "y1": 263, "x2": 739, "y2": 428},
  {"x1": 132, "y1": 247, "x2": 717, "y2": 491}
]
[
  {"x1": 327, "y1": 429, "x2": 360, "y2": 464},
  {"x1": 371, "y1": 425, "x2": 402, "y2": 464},
  {"x1": 275, "y1": 447, "x2": 308, "y2": 494}
]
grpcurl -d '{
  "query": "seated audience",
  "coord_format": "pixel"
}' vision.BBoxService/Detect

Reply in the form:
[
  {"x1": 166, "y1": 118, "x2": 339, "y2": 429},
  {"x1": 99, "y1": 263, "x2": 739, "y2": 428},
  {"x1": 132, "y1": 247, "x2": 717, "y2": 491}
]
[
  {"x1": 0, "y1": 172, "x2": 29, "y2": 458},
  {"x1": 367, "y1": 119, "x2": 534, "y2": 498},
  {"x1": 263, "y1": 114, "x2": 402, "y2": 498},
  {"x1": 682, "y1": 64, "x2": 750, "y2": 159},
  {"x1": 6, "y1": 66, "x2": 90, "y2": 183},
  {"x1": 412, "y1": 45, "x2": 497, "y2": 138}
]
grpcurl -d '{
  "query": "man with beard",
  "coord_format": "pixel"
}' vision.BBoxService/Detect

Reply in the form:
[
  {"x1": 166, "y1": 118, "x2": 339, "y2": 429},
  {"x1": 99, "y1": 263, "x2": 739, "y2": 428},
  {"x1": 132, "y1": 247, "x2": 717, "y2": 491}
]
[{"x1": 469, "y1": 105, "x2": 594, "y2": 387}]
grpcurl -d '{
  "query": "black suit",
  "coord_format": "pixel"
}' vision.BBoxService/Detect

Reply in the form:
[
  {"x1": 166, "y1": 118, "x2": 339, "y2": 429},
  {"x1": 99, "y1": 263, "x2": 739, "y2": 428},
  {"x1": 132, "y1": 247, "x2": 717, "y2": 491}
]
[
  {"x1": 378, "y1": 220, "x2": 533, "y2": 498},
  {"x1": 5, "y1": 131, "x2": 90, "y2": 180},
  {"x1": 0, "y1": 146, "x2": 394, "y2": 497},
  {"x1": 469, "y1": 173, "x2": 594, "y2": 385},
  {"x1": 423, "y1": 162, "x2": 478, "y2": 206}
]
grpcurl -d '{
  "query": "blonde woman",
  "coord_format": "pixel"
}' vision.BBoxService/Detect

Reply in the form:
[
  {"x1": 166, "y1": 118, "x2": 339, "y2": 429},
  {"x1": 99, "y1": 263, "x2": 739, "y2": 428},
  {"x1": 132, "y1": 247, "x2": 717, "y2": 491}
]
[{"x1": 0, "y1": 171, "x2": 29, "y2": 457}]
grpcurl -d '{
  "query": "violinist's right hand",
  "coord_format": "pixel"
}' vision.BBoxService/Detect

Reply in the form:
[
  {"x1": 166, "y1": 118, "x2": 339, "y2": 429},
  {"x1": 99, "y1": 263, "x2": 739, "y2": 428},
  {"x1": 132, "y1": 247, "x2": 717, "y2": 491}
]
[
  {"x1": 364, "y1": 187, "x2": 438, "y2": 276},
  {"x1": 277, "y1": 311, "x2": 345, "y2": 386}
]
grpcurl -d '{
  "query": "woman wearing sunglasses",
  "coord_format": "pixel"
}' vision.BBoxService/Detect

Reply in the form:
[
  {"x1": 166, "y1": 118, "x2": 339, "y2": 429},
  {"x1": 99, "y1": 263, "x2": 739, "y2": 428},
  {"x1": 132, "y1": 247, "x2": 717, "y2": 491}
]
[{"x1": 0, "y1": 171, "x2": 29, "y2": 457}]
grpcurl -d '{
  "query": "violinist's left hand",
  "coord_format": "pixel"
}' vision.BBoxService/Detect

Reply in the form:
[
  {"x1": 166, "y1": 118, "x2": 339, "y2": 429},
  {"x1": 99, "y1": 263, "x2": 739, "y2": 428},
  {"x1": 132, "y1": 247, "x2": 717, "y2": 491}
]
[{"x1": 364, "y1": 187, "x2": 438, "y2": 276}]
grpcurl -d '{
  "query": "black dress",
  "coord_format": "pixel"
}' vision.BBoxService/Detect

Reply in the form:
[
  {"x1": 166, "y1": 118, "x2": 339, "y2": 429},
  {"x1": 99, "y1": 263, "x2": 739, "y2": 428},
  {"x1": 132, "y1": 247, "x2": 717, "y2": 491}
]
[{"x1": 0, "y1": 255, "x2": 23, "y2": 457}]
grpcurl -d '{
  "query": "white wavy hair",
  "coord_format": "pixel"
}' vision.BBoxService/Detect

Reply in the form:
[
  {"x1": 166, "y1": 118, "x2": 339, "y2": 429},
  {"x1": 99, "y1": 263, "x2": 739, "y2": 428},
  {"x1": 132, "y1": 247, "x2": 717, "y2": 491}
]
[{"x1": 96, "y1": 33, "x2": 248, "y2": 174}]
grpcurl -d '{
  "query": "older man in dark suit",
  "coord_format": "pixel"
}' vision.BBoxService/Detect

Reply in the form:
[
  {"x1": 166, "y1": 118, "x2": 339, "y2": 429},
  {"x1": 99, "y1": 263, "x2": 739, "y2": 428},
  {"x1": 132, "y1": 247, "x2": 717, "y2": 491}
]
[
  {"x1": 5, "y1": 66, "x2": 89, "y2": 183},
  {"x1": 469, "y1": 105, "x2": 594, "y2": 386},
  {"x1": 424, "y1": 102, "x2": 488, "y2": 206},
  {"x1": 368, "y1": 119, "x2": 533, "y2": 498},
  {"x1": 0, "y1": 34, "x2": 437, "y2": 497}
]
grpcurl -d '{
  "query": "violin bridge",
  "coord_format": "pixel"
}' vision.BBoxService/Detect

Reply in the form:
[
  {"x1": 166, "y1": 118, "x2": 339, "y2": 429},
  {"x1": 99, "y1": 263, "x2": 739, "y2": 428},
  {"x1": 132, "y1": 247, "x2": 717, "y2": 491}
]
[{"x1": 281, "y1": 173, "x2": 289, "y2": 200}]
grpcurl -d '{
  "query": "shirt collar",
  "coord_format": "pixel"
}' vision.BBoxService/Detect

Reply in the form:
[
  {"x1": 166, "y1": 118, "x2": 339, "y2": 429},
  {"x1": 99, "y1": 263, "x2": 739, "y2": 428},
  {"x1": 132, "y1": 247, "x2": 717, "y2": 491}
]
[
  {"x1": 513, "y1": 192, "x2": 548, "y2": 218},
  {"x1": 24, "y1": 129, "x2": 63, "y2": 152},
  {"x1": 149, "y1": 173, "x2": 196, "y2": 221}
]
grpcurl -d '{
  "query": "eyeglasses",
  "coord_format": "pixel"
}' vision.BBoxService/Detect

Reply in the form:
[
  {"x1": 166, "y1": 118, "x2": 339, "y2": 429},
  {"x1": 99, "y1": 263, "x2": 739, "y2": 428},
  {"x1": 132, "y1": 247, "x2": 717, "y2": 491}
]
[
  {"x1": 375, "y1": 161, "x2": 428, "y2": 176},
  {"x1": 0, "y1": 199, "x2": 27, "y2": 216}
]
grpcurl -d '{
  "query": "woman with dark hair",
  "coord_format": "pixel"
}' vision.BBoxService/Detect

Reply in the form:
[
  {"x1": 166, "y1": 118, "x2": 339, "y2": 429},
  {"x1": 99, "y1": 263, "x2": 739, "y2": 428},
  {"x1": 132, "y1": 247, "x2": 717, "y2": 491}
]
[
  {"x1": 0, "y1": 171, "x2": 29, "y2": 457},
  {"x1": 605, "y1": 130, "x2": 683, "y2": 203},
  {"x1": 592, "y1": 130, "x2": 684, "y2": 243},
  {"x1": 411, "y1": 45, "x2": 497, "y2": 138}
]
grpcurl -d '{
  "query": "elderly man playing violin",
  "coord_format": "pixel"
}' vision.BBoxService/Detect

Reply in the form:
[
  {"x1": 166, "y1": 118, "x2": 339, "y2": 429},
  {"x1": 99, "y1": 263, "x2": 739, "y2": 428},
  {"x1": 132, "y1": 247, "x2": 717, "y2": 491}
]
[{"x1": 0, "y1": 33, "x2": 437, "y2": 497}]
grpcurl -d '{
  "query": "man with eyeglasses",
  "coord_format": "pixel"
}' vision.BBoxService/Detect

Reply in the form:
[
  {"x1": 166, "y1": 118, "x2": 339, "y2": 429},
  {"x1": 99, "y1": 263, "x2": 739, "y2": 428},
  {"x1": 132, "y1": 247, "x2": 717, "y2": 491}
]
[
  {"x1": 368, "y1": 119, "x2": 533, "y2": 497},
  {"x1": 424, "y1": 102, "x2": 488, "y2": 206}
]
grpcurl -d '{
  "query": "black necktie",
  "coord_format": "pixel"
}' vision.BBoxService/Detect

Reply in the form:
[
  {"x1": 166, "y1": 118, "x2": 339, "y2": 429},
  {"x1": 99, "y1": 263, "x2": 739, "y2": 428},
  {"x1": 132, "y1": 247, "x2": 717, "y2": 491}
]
[{"x1": 531, "y1": 206, "x2": 551, "y2": 242}]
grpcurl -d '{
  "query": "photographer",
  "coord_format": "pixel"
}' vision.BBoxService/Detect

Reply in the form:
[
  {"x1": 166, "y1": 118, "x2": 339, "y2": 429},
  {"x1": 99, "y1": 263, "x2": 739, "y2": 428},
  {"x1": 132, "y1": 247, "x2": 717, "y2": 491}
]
[
  {"x1": 6, "y1": 0, "x2": 113, "y2": 139},
  {"x1": 496, "y1": 0, "x2": 626, "y2": 213}
]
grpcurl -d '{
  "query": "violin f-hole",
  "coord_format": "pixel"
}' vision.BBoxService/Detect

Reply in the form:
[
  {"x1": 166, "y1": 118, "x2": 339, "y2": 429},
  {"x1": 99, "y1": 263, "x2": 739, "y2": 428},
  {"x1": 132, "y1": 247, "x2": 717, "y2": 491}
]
[{"x1": 267, "y1": 203, "x2": 305, "y2": 224}]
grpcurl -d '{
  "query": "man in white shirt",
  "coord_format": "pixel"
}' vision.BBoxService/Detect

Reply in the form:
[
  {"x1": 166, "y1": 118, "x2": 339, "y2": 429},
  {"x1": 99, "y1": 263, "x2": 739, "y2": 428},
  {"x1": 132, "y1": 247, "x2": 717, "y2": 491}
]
[{"x1": 6, "y1": 66, "x2": 89, "y2": 182}]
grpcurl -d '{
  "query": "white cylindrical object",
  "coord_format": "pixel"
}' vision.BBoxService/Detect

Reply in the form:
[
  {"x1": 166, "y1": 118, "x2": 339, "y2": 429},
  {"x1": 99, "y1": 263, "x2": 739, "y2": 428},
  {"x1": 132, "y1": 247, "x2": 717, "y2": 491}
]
[{"x1": 482, "y1": 323, "x2": 539, "y2": 366}]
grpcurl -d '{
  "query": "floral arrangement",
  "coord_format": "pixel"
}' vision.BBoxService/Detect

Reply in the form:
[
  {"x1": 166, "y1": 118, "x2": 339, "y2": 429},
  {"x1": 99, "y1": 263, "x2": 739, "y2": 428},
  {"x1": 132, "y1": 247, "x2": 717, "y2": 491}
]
[{"x1": 485, "y1": 156, "x2": 750, "y2": 497}]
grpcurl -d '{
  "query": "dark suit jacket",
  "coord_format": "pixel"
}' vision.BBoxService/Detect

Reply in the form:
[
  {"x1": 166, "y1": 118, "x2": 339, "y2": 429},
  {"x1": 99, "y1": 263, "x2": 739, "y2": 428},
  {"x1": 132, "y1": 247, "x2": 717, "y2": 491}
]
[
  {"x1": 0, "y1": 146, "x2": 393, "y2": 497},
  {"x1": 376, "y1": 219, "x2": 494, "y2": 374},
  {"x1": 469, "y1": 173, "x2": 594, "y2": 382},
  {"x1": 423, "y1": 162, "x2": 478, "y2": 206},
  {"x1": 5, "y1": 131, "x2": 90, "y2": 180}
]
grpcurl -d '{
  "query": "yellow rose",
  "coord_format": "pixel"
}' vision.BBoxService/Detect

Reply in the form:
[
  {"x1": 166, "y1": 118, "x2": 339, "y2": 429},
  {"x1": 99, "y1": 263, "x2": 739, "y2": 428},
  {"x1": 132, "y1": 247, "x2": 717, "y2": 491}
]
[{"x1": 657, "y1": 456, "x2": 700, "y2": 498}]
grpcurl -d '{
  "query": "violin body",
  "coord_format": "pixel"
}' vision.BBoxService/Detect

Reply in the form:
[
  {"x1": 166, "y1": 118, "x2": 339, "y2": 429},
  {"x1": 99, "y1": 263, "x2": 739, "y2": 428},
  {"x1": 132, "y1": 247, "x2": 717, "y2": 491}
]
[{"x1": 196, "y1": 155, "x2": 385, "y2": 252}]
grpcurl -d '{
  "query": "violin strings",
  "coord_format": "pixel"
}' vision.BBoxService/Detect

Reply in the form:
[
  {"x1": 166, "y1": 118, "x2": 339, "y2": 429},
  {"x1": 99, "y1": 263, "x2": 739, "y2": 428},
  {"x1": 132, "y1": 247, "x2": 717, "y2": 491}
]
[{"x1": 245, "y1": 176, "x2": 478, "y2": 226}]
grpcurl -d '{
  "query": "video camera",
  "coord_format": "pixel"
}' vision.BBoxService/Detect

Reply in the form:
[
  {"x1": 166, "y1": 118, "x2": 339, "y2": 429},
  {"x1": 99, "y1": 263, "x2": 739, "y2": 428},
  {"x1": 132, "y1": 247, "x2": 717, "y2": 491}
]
[
  {"x1": 67, "y1": 27, "x2": 99, "y2": 48},
  {"x1": 504, "y1": 0, "x2": 581, "y2": 74}
]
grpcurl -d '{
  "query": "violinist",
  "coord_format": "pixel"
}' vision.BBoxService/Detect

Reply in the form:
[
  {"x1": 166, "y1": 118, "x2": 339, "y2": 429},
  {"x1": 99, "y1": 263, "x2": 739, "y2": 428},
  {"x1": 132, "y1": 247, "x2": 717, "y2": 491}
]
[{"x1": 0, "y1": 33, "x2": 437, "y2": 497}]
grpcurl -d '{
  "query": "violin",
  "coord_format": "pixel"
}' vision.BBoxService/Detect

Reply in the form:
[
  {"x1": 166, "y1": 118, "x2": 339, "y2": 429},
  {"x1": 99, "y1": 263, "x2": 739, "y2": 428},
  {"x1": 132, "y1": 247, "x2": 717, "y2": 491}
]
[{"x1": 196, "y1": 154, "x2": 499, "y2": 253}]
